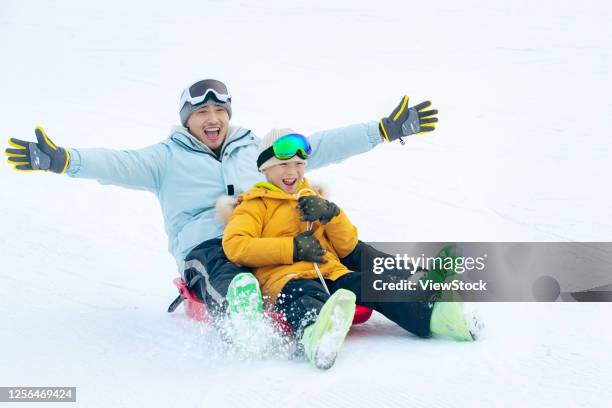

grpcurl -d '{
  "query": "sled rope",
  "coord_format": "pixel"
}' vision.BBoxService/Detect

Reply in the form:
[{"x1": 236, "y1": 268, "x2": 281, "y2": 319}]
[
  {"x1": 296, "y1": 187, "x2": 331, "y2": 295},
  {"x1": 307, "y1": 220, "x2": 331, "y2": 295}
]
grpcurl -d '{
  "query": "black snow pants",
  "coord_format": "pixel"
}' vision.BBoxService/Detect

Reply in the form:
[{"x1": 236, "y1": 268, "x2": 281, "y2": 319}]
[
  {"x1": 184, "y1": 239, "x2": 436, "y2": 336},
  {"x1": 276, "y1": 273, "x2": 435, "y2": 339},
  {"x1": 182, "y1": 238, "x2": 251, "y2": 316}
]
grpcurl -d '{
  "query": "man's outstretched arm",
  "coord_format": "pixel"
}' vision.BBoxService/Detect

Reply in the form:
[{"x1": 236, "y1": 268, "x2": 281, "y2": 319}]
[
  {"x1": 306, "y1": 96, "x2": 438, "y2": 171},
  {"x1": 306, "y1": 122, "x2": 382, "y2": 171},
  {"x1": 5, "y1": 125, "x2": 168, "y2": 192}
]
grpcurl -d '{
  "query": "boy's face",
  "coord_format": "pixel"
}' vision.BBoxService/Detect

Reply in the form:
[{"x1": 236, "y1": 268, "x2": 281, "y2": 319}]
[
  {"x1": 186, "y1": 104, "x2": 230, "y2": 151},
  {"x1": 262, "y1": 161, "x2": 305, "y2": 193}
]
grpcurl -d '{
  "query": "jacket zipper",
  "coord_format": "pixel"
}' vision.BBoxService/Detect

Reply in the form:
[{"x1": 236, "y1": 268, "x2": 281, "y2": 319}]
[
  {"x1": 173, "y1": 138, "x2": 220, "y2": 161},
  {"x1": 173, "y1": 129, "x2": 253, "y2": 162},
  {"x1": 220, "y1": 130, "x2": 253, "y2": 160}
]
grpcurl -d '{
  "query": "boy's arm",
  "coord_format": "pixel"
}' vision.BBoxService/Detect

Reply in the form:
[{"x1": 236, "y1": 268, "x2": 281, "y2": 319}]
[
  {"x1": 296, "y1": 195, "x2": 357, "y2": 258},
  {"x1": 322, "y1": 209, "x2": 359, "y2": 259},
  {"x1": 222, "y1": 199, "x2": 294, "y2": 268}
]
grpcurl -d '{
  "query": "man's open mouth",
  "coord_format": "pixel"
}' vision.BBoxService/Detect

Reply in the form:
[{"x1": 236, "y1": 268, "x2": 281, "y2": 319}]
[{"x1": 203, "y1": 127, "x2": 221, "y2": 140}]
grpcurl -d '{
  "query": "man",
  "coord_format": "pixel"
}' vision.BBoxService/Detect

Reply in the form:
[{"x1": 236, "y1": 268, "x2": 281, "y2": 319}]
[{"x1": 5, "y1": 78, "x2": 438, "y2": 315}]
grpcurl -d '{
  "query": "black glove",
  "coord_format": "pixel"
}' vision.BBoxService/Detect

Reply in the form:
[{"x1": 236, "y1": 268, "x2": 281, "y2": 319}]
[
  {"x1": 297, "y1": 196, "x2": 340, "y2": 225},
  {"x1": 5, "y1": 126, "x2": 70, "y2": 173},
  {"x1": 293, "y1": 230, "x2": 327, "y2": 263},
  {"x1": 379, "y1": 96, "x2": 438, "y2": 145}
]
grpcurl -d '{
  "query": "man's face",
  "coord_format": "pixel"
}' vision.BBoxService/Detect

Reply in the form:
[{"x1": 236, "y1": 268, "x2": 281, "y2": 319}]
[
  {"x1": 262, "y1": 161, "x2": 306, "y2": 193},
  {"x1": 186, "y1": 104, "x2": 230, "y2": 151}
]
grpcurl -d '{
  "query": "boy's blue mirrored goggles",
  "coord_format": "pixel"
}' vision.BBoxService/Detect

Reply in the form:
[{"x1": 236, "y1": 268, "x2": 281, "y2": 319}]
[{"x1": 257, "y1": 133, "x2": 312, "y2": 168}]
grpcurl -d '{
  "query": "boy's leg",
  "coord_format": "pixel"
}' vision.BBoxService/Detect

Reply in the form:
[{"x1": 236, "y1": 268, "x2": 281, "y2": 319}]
[
  {"x1": 277, "y1": 280, "x2": 356, "y2": 369},
  {"x1": 274, "y1": 279, "x2": 330, "y2": 335},
  {"x1": 301, "y1": 289, "x2": 356, "y2": 369},
  {"x1": 327, "y1": 272, "x2": 437, "y2": 338},
  {"x1": 183, "y1": 238, "x2": 252, "y2": 316}
]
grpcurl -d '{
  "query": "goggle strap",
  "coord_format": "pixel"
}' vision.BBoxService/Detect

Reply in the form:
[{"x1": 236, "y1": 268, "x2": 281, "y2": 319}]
[
  {"x1": 256, "y1": 147, "x2": 310, "y2": 169},
  {"x1": 188, "y1": 89, "x2": 230, "y2": 105},
  {"x1": 256, "y1": 146, "x2": 276, "y2": 169}
]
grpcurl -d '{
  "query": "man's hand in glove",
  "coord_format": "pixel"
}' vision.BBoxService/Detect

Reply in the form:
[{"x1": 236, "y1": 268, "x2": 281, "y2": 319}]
[
  {"x1": 379, "y1": 96, "x2": 438, "y2": 144},
  {"x1": 5, "y1": 126, "x2": 70, "y2": 173}
]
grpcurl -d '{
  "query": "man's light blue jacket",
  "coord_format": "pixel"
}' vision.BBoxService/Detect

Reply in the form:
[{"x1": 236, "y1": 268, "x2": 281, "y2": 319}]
[{"x1": 66, "y1": 123, "x2": 382, "y2": 268}]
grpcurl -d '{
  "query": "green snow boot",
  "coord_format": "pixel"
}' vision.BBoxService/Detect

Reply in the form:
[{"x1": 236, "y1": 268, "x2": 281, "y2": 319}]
[
  {"x1": 430, "y1": 301, "x2": 479, "y2": 342},
  {"x1": 226, "y1": 273, "x2": 263, "y2": 320},
  {"x1": 301, "y1": 289, "x2": 356, "y2": 370},
  {"x1": 420, "y1": 244, "x2": 460, "y2": 285}
]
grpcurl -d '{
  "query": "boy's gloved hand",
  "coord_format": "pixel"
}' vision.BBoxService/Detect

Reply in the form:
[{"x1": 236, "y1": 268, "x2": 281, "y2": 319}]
[
  {"x1": 5, "y1": 126, "x2": 70, "y2": 173},
  {"x1": 379, "y1": 96, "x2": 438, "y2": 145},
  {"x1": 293, "y1": 230, "x2": 327, "y2": 263},
  {"x1": 297, "y1": 196, "x2": 340, "y2": 225}
]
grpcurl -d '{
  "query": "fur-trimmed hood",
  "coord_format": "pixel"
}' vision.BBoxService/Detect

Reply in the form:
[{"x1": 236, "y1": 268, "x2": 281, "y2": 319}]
[{"x1": 215, "y1": 179, "x2": 327, "y2": 226}]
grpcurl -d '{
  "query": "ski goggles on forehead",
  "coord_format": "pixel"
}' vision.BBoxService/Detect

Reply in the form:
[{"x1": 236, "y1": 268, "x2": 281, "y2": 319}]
[
  {"x1": 257, "y1": 133, "x2": 312, "y2": 169},
  {"x1": 180, "y1": 79, "x2": 231, "y2": 107}
]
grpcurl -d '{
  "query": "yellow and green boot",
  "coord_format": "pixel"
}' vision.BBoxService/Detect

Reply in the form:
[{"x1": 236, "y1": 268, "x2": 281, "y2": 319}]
[
  {"x1": 301, "y1": 289, "x2": 356, "y2": 370},
  {"x1": 430, "y1": 301, "x2": 476, "y2": 341},
  {"x1": 425, "y1": 245, "x2": 483, "y2": 341},
  {"x1": 226, "y1": 273, "x2": 263, "y2": 320}
]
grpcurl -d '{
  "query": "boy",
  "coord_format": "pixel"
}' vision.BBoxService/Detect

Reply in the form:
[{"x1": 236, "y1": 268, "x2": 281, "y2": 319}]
[{"x1": 221, "y1": 129, "x2": 475, "y2": 369}]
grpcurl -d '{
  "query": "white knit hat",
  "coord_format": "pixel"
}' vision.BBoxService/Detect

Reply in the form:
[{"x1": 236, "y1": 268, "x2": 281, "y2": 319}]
[{"x1": 257, "y1": 128, "x2": 308, "y2": 171}]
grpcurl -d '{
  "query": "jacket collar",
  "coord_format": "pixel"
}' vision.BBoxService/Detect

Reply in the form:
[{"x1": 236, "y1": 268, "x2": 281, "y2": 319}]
[
  {"x1": 239, "y1": 179, "x2": 318, "y2": 201},
  {"x1": 169, "y1": 125, "x2": 252, "y2": 155}
]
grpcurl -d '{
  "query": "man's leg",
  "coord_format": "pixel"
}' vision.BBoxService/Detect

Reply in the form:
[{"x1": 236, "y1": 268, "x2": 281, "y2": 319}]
[
  {"x1": 343, "y1": 242, "x2": 458, "y2": 284},
  {"x1": 338, "y1": 240, "x2": 389, "y2": 272},
  {"x1": 274, "y1": 279, "x2": 330, "y2": 335},
  {"x1": 183, "y1": 238, "x2": 252, "y2": 316},
  {"x1": 327, "y1": 272, "x2": 436, "y2": 338}
]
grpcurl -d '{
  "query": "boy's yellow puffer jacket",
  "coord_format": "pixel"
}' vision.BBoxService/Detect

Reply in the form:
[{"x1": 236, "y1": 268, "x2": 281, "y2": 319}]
[{"x1": 222, "y1": 179, "x2": 358, "y2": 304}]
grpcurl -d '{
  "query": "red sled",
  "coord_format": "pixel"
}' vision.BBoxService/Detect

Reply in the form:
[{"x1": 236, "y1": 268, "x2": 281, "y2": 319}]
[{"x1": 167, "y1": 277, "x2": 373, "y2": 333}]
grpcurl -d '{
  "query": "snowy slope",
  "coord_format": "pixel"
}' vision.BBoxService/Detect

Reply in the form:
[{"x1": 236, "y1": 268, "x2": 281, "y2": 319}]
[{"x1": 1, "y1": 0, "x2": 611, "y2": 407}]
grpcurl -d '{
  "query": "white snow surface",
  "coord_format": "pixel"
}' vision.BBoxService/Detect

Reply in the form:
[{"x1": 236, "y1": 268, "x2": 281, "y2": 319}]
[{"x1": 1, "y1": 0, "x2": 611, "y2": 407}]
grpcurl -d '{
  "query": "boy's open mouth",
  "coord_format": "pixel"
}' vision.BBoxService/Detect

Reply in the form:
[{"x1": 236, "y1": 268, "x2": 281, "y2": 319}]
[{"x1": 282, "y1": 178, "x2": 297, "y2": 188}]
